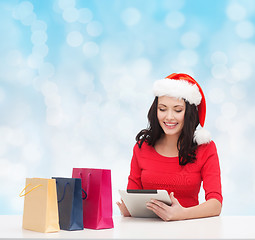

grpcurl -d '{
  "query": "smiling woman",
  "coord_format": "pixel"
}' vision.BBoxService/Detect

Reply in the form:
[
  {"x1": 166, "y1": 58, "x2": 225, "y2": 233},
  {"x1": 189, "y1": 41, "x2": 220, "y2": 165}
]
[
  {"x1": 117, "y1": 73, "x2": 222, "y2": 221},
  {"x1": 1, "y1": 0, "x2": 254, "y2": 217}
]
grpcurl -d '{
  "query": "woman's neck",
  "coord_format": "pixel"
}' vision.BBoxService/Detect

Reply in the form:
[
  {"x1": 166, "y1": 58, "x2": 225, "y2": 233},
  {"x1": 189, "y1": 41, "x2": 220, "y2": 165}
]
[{"x1": 154, "y1": 134, "x2": 180, "y2": 157}]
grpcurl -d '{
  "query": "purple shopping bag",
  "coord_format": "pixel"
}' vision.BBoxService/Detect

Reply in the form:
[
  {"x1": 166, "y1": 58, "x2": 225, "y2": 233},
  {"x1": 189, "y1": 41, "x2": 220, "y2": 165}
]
[{"x1": 72, "y1": 168, "x2": 114, "y2": 230}]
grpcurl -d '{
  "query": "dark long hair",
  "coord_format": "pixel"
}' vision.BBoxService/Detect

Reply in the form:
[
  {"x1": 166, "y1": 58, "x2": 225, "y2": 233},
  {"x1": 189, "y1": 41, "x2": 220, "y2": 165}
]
[{"x1": 136, "y1": 97, "x2": 199, "y2": 165}]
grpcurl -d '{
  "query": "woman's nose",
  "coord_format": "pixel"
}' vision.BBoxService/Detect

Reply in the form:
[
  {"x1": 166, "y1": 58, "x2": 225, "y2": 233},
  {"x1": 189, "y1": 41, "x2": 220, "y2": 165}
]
[{"x1": 166, "y1": 110, "x2": 174, "y2": 120}]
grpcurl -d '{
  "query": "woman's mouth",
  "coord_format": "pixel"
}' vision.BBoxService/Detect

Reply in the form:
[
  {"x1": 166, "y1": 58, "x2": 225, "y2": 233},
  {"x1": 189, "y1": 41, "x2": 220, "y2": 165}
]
[{"x1": 164, "y1": 122, "x2": 178, "y2": 129}]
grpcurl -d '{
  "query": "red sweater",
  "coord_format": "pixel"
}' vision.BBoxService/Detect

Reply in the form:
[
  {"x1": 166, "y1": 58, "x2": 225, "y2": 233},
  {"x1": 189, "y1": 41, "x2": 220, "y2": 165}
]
[{"x1": 127, "y1": 141, "x2": 222, "y2": 208}]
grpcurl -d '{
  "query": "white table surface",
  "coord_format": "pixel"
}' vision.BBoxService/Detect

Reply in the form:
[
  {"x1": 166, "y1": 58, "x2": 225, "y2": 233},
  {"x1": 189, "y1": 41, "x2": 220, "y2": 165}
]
[{"x1": 1, "y1": 215, "x2": 255, "y2": 239}]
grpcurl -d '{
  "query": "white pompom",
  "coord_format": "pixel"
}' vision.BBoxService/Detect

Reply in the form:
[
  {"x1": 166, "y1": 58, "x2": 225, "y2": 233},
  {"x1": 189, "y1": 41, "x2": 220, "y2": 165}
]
[{"x1": 193, "y1": 127, "x2": 211, "y2": 145}]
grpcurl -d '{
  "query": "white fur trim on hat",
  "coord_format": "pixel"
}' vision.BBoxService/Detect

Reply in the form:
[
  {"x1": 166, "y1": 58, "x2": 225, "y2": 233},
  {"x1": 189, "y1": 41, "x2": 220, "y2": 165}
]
[
  {"x1": 153, "y1": 79, "x2": 202, "y2": 106},
  {"x1": 193, "y1": 127, "x2": 211, "y2": 145}
]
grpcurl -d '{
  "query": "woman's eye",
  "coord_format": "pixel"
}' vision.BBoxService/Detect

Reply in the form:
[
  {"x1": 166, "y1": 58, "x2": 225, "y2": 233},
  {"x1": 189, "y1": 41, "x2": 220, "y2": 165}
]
[
  {"x1": 159, "y1": 108, "x2": 166, "y2": 112},
  {"x1": 175, "y1": 109, "x2": 182, "y2": 113}
]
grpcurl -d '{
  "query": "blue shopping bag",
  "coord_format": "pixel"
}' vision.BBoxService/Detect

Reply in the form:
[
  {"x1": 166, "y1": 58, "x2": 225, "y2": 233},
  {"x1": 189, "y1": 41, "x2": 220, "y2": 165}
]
[{"x1": 52, "y1": 177, "x2": 86, "y2": 231}]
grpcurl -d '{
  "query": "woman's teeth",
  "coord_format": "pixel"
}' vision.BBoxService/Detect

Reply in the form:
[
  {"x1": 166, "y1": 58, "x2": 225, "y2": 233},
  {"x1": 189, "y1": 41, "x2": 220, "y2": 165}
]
[{"x1": 165, "y1": 123, "x2": 177, "y2": 127}]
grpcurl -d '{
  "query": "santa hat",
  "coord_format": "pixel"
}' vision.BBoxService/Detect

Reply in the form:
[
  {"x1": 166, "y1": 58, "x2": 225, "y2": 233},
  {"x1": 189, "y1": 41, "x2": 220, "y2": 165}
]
[{"x1": 153, "y1": 73, "x2": 211, "y2": 145}]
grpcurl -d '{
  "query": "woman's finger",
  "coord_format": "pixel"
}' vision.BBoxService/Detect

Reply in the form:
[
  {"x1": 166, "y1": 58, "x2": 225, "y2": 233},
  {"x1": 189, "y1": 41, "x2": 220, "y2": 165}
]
[
  {"x1": 116, "y1": 199, "x2": 131, "y2": 217},
  {"x1": 149, "y1": 199, "x2": 169, "y2": 210},
  {"x1": 147, "y1": 202, "x2": 168, "y2": 221}
]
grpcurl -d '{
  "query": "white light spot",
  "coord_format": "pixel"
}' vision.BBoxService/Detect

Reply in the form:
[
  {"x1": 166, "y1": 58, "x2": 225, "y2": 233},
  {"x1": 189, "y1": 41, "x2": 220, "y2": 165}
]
[
  {"x1": 62, "y1": 7, "x2": 79, "y2": 23},
  {"x1": 41, "y1": 81, "x2": 59, "y2": 97},
  {"x1": 12, "y1": 1, "x2": 34, "y2": 20},
  {"x1": 45, "y1": 94, "x2": 61, "y2": 108},
  {"x1": 86, "y1": 21, "x2": 103, "y2": 37},
  {"x1": 21, "y1": 12, "x2": 37, "y2": 26},
  {"x1": 181, "y1": 32, "x2": 201, "y2": 49},
  {"x1": 226, "y1": 3, "x2": 246, "y2": 22},
  {"x1": 165, "y1": 11, "x2": 185, "y2": 29},
  {"x1": 17, "y1": 67, "x2": 36, "y2": 85},
  {"x1": 236, "y1": 21, "x2": 254, "y2": 39},
  {"x1": 208, "y1": 87, "x2": 225, "y2": 104},
  {"x1": 82, "y1": 41, "x2": 99, "y2": 58},
  {"x1": 211, "y1": 64, "x2": 228, "y2": 79},
  {"x1": 121, "y1": 8, "x2": 141, "y2": 26},
  {"x1": 231, "y1": 85, "x2": 246, "y2": 100},
  {"x1": 31, "y1": 31, "x2": 48, "y2": 45},
  {"x1": 237, "y1": 43, "x2": 255, "y2": 64},
  {"x1": 31, "y1": 20, "x2": 47, "y2": 32},
  {"x1": 211, "y1": 51, "x2": 228, "y2": 65},
  {"x1": 32, "y1": 44, "x2": 49, "y2": 58},
  {"x1": 58, "y1": 0, "x2": 75, "y2": 10},
  {"x1": 162, "y1": 0, "x2": 185, "y2": 10},
  {"x1": 75, "y1": 71, "x2": 95, "y2": 95},
  {"x1": 39, "y1": 62, "x2": 55, "y2": 78},
  {"x1": 229, "y1": 61, "x2": 252, "y2": 82},
  {"x1": 27, "y1": 54, "x2": 44, "y2": 69},
  {"x1": 221, "y1": 102, "x2": 237, "y2": 119},
  {"x1": 78, "y1": 8, "x2": 93, "y2": 23},
  {"x1": 67, "y1": 31, "x2": 84, "y2": 47},
  {"x1": 32, "y1": 76, "x2": 45, "y2": 91}
]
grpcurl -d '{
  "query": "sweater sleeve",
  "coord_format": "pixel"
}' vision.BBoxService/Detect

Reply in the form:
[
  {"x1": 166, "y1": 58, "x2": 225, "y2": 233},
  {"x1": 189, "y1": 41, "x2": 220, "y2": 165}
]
[
  {"x1": 127, "y1": 144, "x2": 143, "y2": 189},
  {"x1": 201, "y1": 141, "x2": 223, "y2": 204}
]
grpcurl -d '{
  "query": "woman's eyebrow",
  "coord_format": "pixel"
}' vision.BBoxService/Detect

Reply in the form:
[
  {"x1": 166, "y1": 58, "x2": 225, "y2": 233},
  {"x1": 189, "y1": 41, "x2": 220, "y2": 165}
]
[
  {"x1": 158, "y1": 103, "x2": 184, "y2": 108},
  {"x1": 158, "y1": 103, "x2": 167, "y2": 107},
  {"x1": 173, "y1": 105, "x2": 184, "y2": 108}
]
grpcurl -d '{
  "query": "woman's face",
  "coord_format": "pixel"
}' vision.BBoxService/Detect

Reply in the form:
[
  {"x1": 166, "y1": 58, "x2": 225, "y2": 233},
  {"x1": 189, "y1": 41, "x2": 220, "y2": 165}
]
[{"x1": 157, "y1": 96, "x2": 186, "y2": 137}]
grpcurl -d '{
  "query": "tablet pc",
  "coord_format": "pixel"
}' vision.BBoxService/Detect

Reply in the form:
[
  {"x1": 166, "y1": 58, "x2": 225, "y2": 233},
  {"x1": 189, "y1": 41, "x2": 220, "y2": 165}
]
[{"x1": 119, "y1": 189, "x2": 172, "y2": 218}]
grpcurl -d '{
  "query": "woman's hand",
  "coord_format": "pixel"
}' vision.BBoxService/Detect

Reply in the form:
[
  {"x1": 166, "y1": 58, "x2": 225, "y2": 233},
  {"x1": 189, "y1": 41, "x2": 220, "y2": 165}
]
[
  {"x1": 146, "y1": 192, "x2": 186, "y2": 221},
  {"x1": 116, "y1": 199, "x2": 131, "y2": 217}
]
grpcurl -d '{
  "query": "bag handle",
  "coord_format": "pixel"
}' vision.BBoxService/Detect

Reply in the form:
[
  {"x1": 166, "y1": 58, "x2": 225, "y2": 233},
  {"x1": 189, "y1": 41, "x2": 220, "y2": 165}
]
[
  {"x1": 19, "y1": 184, "x2": 42, "y2": 197},
  {"x1": 82, "y1": 189, "x2": 87, "y2": 200},
  {"x1": 56, "y1": 180, "x2": 88, "y2": 202},
  {"x1": 79, "y1": 172, "x2": 91, "y2": 200},
  {"x1": 87, "y1": 172, "x2": 91, "y2": 196}
]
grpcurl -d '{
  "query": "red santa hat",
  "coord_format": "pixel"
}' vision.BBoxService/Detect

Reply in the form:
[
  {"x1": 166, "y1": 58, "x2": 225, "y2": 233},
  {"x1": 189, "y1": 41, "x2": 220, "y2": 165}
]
[{"x1": 153, "y1": 73, "x2": 211, "y2": 145}]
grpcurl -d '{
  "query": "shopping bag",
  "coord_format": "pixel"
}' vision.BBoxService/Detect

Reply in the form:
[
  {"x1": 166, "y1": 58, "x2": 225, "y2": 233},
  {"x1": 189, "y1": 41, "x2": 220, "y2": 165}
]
[
  {"x1": 52, "y1": 177, "x2": 85, "y2": 231},
  {"x1": 19, "y1": 178, "x2": 60, "y2": 233},
  {"x1": 72, "y1": 168, "x2": 114, "y2": 230}
]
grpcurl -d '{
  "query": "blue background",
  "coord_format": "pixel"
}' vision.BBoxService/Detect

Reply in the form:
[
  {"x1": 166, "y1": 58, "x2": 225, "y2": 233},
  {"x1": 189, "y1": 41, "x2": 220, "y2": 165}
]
[{"x1": 0, "y1": 0, "x2": 255, "y2": 216}]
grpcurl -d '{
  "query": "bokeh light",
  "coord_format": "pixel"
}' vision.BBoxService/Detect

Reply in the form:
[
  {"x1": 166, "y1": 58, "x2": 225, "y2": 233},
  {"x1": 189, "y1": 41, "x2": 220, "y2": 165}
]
[
  {"x1": 86, "y1": 21, "x2": 103, "y2": 37},
  {"x1": 226, "y1": 2, "x2": 247, "y2": 21},
  {"x1": 121, "y1": 8, "x2": 141, "y2": 26},
  {"x1": 82, "y1": 41, "x2": 99, "y2": 58},
  {"x1": 78, "y1": 8, "x2": 93, "y2": 24},
  {"x1": 236, "y1": 20, "x2": 254, "y2": 39},
  {"x1": 165, "y1": 11, "x2": 185, "y2": 29},
  {"x1": 181, "y1": 31, "x2": 201, "y2": 49},
  {"x1": 66, "y1": 31, "x2": 84, "y2": 47}
]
